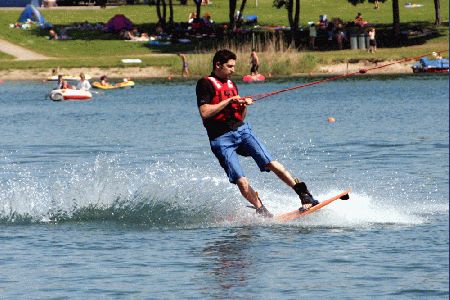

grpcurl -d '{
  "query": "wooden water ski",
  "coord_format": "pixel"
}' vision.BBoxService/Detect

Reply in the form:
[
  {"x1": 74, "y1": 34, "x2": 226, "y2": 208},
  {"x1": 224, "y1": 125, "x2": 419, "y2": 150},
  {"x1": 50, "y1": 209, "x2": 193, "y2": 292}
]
[{"x1": 274, "y1": 189, "x2": 352, "y2": 222}]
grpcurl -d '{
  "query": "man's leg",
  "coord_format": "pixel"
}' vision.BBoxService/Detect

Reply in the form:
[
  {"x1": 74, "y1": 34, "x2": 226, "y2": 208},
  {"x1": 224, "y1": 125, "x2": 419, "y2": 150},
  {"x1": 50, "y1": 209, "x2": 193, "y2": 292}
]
[
  {"x1": 267, "y1": 161, "x2": 318, "y2": 210},
  {"x1": 236, "y1": 177, "x2": 273, "y2": 218},
  {"x1": 210, "y1": 130, "x2": 272, "y2": 217},
  {"x1": 266, "y1": 160, "x2": 296, "y2": 187},
  {"x1": 236, "y1": 177, "x2": 260, "y2": 207}
]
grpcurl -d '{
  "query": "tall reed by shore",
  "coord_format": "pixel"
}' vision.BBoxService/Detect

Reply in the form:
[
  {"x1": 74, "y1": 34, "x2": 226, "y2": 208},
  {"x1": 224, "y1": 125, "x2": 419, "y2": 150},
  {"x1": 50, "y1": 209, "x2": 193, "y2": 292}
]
[{"x1": 185, "y1": 43, "x2": 323, "y2": 77}]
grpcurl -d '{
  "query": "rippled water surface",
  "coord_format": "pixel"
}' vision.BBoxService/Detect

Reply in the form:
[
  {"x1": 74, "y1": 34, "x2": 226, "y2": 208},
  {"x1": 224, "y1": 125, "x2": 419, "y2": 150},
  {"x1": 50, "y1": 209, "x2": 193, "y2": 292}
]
[{"x1": 0, "y1": 75, "x2": 448, "y2": 298}]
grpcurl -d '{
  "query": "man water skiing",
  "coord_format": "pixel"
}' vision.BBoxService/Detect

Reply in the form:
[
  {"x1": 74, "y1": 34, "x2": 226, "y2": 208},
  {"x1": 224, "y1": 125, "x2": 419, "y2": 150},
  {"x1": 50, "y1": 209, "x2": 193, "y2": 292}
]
[{"x1": 196, "y1": 49, "x2": 318, "y2": 218}]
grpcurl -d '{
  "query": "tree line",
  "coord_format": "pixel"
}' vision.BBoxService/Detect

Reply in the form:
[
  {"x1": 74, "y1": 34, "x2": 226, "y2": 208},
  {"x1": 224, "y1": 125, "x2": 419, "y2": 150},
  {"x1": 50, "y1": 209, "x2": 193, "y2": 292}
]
[
  {"x1": 62, "y1": 0, "x2": 444, "y2": 46},
  {"x1": 152, "y1": 0, "x2": 443, "y2": 43}
]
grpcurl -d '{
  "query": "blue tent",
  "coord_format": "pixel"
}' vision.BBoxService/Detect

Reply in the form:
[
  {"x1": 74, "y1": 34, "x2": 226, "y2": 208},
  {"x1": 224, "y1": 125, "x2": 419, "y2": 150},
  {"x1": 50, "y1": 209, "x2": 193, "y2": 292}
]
[{"x1": 18, "y1": 4, "x2": 46, "y2": 24}]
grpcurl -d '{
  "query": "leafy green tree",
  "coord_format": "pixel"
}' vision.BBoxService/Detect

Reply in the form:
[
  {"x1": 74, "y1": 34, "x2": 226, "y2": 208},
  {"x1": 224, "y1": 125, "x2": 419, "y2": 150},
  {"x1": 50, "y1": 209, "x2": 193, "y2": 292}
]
[
  {"x1": 194, "y1": 0, "x2": 202, "y2": 22},
  {"x1": 154, "y1": 0, "x2": 174, "y2": 29},
  {"x1": 273, "y1": 0, "x2": 301, "y2": 47},
  {"x1": 229, "y1": 0, "x2": 249, "y2": 29},
  {"x1": 434, "y1": 0, "x2": 441, "y2": 25},
  {"x1": 391, "y1": 0, "x2": 400, "y2": 37},
  {"x1": 155, "y1": 0, "x2": 167, "y2": 26}
]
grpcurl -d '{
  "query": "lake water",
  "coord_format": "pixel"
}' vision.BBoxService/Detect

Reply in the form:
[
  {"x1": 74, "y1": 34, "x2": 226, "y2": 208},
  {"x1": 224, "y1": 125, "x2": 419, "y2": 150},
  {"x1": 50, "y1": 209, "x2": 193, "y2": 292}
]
[{"x1": 0, "y1": 75, "x2": 448, "y2": 299}]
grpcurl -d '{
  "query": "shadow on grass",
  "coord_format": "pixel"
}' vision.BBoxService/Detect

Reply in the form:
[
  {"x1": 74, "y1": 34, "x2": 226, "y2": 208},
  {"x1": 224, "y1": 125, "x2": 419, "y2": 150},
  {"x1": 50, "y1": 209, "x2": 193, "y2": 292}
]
[{"x1": 32, "y1": 21, "x2": 448, "y2": 54}]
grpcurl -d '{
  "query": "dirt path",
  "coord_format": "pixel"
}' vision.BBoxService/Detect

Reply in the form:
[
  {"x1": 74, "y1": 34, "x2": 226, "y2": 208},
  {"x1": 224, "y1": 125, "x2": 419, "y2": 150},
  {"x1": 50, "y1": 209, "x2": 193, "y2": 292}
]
[{"x1": 0, "y1": 39, "x2": 51, "y2": 60}]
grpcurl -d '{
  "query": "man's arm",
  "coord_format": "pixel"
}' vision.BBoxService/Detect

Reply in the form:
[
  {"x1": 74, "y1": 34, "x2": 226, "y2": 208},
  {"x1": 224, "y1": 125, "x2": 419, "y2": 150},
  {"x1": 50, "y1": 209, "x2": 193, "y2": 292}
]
[
  {"x1": 199, "y1": 97, "x2": 254, "y2": 119},
  {"x1": 196, "y1": 78, "x2": 253, "y2": 119},
  {"x1": 199, "y1": 96, "x2": 238, "y2": 119}
]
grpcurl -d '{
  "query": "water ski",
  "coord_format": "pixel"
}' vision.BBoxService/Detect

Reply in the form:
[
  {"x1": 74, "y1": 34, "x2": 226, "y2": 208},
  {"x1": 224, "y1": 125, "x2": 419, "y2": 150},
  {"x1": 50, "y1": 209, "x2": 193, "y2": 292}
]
[{"x1": 274, "y1": 189, "x2": 352, "y2": 222}]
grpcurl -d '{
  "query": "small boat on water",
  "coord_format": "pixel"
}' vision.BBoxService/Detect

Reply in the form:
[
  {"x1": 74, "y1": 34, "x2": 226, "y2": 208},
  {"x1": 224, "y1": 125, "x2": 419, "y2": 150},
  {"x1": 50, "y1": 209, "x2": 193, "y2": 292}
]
[
  {"x1": 49, "y1": 89, "x2": 92, "y2": 101},
  {"x1": 47, "y1": 74, "x2": 92, "y2": 81},
  {"x1": 92, "y1": 80, "x2": 135, "y2": 90},
  {"x1": 412, "y1": 57, "x2": 449, "y2": 73},
  {"x1": 243, "y1": 74, "x2": 266, "y2": 82}
]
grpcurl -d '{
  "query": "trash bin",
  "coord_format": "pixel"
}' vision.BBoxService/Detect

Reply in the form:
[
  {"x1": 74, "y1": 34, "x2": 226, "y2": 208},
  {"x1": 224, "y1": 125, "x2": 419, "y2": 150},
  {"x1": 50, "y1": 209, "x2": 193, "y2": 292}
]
[
  {"x1": 358, "y1": 34, "x2": 366, "y2": 50},
  {"x1": 350, "y1": 34, "x2": 358, "y2": 50},
  {"x1": 365, "y1": 35, "x2": 370, "y2": 49}
]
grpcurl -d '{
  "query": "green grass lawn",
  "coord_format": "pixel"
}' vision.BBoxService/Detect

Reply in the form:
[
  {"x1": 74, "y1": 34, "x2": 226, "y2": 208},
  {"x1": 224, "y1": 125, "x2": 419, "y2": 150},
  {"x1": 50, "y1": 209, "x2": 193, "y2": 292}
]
[
  {"x1": 0, "y1": 0, "x2": 447, "y2": 72},
  {"x1": 0, "y1": 50, "x2": 14, "y2": 59},
  {"x1": 2, "y1": 0, "x2": 446, "y2": 28}
]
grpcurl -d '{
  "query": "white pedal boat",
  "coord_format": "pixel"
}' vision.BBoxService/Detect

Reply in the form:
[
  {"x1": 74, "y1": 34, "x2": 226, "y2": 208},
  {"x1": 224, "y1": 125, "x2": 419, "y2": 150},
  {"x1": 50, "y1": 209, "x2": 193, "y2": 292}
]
[{"x1": 49, "y1": 89, "x2": 92, "y2": 101}]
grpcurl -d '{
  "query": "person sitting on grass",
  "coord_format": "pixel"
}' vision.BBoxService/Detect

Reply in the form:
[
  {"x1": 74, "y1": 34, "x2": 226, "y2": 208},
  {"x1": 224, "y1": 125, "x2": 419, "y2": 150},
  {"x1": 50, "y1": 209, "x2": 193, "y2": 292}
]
[
  {"x1": 48, "y1": 29, "x2": 59, "y2": 40},
  {"x1": 188, "y1": 12, "x2": 197, "y2": 23},
  {"x1": 59, "y1": 27, "x2": 71, "y2": 40},
  {"x1": 49, "y1": 28, "x2": 71, "y2": 40},
  {"x1": 355, "y1": 13, "x2": 368, "y2": 27},
  {"x1": 130, "y1": 27, "x2": 150, "y2": 41},
  {"x1": 203, "y1": 12, "x2": 214, "y2": 25}
]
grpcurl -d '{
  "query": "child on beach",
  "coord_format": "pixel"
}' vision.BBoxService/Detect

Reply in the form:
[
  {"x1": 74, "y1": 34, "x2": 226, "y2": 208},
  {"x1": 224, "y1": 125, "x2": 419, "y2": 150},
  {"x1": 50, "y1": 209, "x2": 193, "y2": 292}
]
[{"x1": 368, "y1": 28, "x2": 377, "y2": 53}]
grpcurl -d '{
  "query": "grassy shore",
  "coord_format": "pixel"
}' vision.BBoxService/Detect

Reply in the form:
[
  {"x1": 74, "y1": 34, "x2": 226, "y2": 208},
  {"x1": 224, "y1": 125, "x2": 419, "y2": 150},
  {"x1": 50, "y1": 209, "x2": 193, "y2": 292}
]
[{"x1": 0, "y1": 0, "x2": 448, "y2": 78}]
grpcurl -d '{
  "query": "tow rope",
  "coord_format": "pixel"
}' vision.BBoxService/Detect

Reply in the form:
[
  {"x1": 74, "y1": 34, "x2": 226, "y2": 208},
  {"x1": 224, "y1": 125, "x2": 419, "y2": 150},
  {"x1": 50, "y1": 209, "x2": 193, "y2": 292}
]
[{"x1": 247, "y1": 49, "x2": 448, "y2": 101}]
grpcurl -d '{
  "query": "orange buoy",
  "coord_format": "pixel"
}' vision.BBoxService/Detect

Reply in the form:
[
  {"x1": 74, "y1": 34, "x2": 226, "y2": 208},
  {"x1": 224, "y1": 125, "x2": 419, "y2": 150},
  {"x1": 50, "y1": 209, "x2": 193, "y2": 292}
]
[{"x1": 327, "y1": 117, "x2": 336, "y2": 123}]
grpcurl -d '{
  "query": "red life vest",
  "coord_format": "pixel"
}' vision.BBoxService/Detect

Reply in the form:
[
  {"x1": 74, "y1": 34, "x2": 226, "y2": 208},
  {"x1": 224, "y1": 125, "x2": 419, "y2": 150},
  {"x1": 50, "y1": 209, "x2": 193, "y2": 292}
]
[{"x1": 206, "y1": 76, "x2": 244, "y2": 122}]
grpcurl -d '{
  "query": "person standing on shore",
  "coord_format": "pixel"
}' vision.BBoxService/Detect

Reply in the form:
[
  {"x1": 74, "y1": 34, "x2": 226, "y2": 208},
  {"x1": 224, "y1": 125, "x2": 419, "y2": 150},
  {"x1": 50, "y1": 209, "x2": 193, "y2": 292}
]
[
  {"x1": 374, "y1": 0, "x2": 380, "y2": 9},
  {"x1": 309, "y1": 23, "x2": 317, "y2": 49},
  {"x1": 250, "y1": 50, "x2": 260, "y2": 76},
  {"x1": 368, "y1": 28, "x2": 377, "y2": 53},
  {"x1": 336, "y1": 24, "x2": 346, "y2": 50},
  {"x1": 179, "y1": 54, "x2": 189, "y2": 78},
  {"x1": 196, "y1": 49, "x2": 319, "y2": 218}
]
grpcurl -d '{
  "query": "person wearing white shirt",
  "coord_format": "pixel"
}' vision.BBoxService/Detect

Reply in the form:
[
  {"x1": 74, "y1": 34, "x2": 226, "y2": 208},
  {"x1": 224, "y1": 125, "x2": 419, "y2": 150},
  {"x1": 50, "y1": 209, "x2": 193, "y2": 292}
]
[{"x1": 76, "y1": 73, "x2": 91, "y2": 90}]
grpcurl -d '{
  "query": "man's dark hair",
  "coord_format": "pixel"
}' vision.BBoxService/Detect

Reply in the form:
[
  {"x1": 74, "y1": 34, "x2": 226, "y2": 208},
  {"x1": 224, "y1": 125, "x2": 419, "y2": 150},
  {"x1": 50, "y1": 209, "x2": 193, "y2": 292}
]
[{"x1": 212, "y1": 49, "x2": 237, "y2": 68}]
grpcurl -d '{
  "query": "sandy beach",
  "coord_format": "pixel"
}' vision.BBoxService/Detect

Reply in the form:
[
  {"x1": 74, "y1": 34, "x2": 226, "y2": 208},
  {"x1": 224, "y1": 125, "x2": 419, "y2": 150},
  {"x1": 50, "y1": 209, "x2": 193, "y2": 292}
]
[
  {"x1": 0, "y1": 35, "x2": 427, "y2": 81},
  {"x1": 0, "y1": 60, "x2": 415, "y2": 81}
]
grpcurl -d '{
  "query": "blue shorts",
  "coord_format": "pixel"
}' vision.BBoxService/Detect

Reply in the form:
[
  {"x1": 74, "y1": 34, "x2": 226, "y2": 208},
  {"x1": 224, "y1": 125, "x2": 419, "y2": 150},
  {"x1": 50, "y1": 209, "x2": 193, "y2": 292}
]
[{"x1": 210, "y1": 123, "x2": 273, "y2": 184}]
